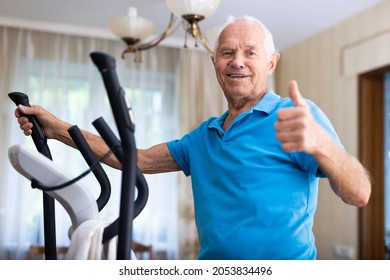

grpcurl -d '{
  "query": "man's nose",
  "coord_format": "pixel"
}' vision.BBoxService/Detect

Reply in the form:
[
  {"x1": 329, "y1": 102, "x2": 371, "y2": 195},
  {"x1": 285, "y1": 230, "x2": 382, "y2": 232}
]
[{"x1": 228, "y1": 55, "x2": 245, "y2": 69}]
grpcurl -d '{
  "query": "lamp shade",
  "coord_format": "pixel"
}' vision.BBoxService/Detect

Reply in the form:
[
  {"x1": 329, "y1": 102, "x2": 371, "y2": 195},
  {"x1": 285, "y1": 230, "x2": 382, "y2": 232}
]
[
  {"x1": 166, "y1": 0, "x2": 220, "y2": 18},
  {"x1": 108, "y1": 8, "x2": 154, "y2": 41}
]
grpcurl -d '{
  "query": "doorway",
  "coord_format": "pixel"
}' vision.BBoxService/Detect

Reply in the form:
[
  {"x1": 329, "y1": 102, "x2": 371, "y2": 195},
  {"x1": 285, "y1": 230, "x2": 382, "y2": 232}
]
[{"x1": 358, "y1": 65, "x2": 390, "y2": 259}]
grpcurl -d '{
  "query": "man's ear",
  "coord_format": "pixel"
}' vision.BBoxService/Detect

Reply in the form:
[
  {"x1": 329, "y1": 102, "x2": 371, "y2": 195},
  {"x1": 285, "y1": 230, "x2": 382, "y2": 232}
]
[
  {"x1": 211, "y1": 54, "x2": 216, "y2": 65},
  {"x1": 268, "y1": 53, "x2": 280, "y2": 73}
]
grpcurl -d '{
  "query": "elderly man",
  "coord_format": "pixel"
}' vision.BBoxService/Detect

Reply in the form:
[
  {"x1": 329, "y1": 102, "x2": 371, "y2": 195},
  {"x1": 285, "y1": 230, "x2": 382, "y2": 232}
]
[{"x1": 15, "y1": 16, "x2": 371, "y2": 259}]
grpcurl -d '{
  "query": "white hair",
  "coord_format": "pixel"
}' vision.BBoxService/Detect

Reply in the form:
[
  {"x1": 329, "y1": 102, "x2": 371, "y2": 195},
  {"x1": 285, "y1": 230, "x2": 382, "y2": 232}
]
[{"x1": 213, "y1": 15, "x2": 276, "y2": 59}]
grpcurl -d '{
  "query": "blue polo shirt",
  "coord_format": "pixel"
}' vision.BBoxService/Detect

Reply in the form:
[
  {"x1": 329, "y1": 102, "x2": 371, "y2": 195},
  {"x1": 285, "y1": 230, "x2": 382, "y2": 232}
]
[{"x1": 167, "y1": 90, "x2": 342, "y2": 260}]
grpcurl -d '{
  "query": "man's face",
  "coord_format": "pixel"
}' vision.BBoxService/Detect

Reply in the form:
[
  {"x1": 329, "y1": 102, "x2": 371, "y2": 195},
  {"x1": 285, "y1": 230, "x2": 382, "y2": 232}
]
[{"x1": 212, "y1": 20, "x2": 279, "y2": 106}]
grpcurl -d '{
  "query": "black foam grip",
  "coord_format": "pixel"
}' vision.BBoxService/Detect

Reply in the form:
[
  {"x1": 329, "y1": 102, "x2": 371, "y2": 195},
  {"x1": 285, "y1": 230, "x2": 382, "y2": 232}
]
[{"x1": 8, "y1": 91, "x2": 52, "y2": 158}]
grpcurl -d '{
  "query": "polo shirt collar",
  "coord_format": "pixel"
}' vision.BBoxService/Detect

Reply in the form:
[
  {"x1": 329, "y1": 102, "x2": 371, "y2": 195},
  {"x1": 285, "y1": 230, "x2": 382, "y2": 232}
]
[
  {"x1": 251, "y1": 89, "x2": 281, "y2": 115},
  {"x1": 209, "y1": 89, "x2": 281, "y2": 129}
]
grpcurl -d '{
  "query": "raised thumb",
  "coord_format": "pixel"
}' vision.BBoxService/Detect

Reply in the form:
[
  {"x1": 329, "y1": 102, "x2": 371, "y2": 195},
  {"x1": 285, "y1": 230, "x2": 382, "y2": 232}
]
[
  {"x1": 289, "y1": 80, "x2": 306, "y2": 107},
  {"x1": 18, "y1": 104, "x2": 32, "y2": 114}
]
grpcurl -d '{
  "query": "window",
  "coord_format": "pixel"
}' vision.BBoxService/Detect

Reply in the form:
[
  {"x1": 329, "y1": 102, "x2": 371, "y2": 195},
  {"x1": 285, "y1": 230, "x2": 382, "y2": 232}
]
[{"x1": 4, "y1": 57, "x2": 179, "y2": 259}]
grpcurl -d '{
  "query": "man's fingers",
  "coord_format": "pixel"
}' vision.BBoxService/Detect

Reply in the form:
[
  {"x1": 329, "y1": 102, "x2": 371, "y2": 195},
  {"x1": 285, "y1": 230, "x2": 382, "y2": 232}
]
[{"x1": 17, "y1": 104, "x2": 35, "y2": 115}]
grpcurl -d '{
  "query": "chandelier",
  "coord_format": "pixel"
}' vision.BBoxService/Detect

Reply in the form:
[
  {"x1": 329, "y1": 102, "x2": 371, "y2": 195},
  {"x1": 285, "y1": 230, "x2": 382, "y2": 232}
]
[{"x1": 108, "y1": 0, "x2": 221, "y2": 62}]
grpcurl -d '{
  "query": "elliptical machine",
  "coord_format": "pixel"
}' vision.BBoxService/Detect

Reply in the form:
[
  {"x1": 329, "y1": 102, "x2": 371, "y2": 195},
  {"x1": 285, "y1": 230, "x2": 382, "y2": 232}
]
[{"x1": 8, "y1": 51, "x2": 148, "y2": 260}]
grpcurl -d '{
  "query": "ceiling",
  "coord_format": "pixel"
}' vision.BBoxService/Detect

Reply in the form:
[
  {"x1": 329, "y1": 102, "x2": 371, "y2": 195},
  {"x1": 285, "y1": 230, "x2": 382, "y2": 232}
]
[{"x1": 0, "y1": 0, "x2": 384, "y2": 51}]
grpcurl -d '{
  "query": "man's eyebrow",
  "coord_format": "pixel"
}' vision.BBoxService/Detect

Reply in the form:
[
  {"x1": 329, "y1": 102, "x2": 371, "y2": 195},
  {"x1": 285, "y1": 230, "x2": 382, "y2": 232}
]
[
  {"x1": 244, "y1": 44, "x2": 257, "y2": 50},
  {"x1": 218, "y1": 47, "x2": 234, "y2": 52}
]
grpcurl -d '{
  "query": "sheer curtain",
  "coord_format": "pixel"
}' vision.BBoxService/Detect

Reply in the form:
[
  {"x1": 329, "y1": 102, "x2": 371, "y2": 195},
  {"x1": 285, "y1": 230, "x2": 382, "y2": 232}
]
[
  {"x1": 177, "y1": 49, "x2": 227, "y2": 259},
  {"x1": 0, "y1": 26, "x2": 180, "y2": 259}
]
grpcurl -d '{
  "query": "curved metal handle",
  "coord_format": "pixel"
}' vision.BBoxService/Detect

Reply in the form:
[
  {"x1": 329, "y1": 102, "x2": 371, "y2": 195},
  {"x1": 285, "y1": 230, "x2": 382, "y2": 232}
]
[
  {"x1": 90, "y1": 51, "x2": 137, "y2": 260},
  {"x1": 68, "y1": 125, "x2": 111, "y2": 212},
  {"x1": 8, "y1": 91, "x2": 57, "y2": 260}
]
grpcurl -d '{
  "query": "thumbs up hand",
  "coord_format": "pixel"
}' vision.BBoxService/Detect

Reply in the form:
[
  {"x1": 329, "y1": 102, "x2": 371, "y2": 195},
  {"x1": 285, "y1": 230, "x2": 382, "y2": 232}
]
[{"x1": 274, "y1": 80, "x2": 327, "y2": 154}]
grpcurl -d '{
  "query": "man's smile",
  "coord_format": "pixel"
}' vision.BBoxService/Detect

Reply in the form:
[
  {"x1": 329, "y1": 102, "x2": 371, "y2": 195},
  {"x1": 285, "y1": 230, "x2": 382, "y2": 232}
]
[{"x1": 226, "y1": 73, "x2": 251, "y2": 79}]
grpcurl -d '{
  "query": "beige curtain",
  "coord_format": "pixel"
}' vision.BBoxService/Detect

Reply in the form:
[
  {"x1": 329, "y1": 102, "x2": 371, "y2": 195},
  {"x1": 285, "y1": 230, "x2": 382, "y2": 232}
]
[{"x1": 177, "y1": 49, "x2": 227, "y2": 259}]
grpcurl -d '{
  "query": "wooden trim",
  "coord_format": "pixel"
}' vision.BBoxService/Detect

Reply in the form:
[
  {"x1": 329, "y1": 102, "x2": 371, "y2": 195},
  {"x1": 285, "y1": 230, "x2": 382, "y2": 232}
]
[{"x1": 358, "y1": 74, "x2": 386, "y2": 259}]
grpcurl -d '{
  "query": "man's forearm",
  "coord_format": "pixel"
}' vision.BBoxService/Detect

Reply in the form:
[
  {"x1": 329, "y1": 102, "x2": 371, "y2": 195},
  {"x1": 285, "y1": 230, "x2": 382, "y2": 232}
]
[
  {"x1": 314, "y1": 136, "x2": 371, "y2": 207},
  {"x1": 53, "y1": 121, "x2": 122, "y2": 170}
]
